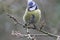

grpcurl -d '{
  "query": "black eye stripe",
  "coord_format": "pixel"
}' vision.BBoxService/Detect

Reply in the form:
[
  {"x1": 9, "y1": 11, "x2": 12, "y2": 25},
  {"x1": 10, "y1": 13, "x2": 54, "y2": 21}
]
[{"x1": 28, "y1": 6, "x2": 38, "y2": 11}]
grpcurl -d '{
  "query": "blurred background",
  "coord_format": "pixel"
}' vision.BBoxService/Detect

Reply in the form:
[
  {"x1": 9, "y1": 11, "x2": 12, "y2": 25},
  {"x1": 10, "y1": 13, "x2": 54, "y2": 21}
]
[{"x1": 0, "y1": 0, "x2": 60, "y2": 40}]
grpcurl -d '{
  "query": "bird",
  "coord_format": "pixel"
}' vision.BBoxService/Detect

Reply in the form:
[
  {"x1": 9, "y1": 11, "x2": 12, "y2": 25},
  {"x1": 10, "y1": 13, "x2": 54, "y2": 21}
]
[{"x1": 23, "y1": 0, "x2": 41, "y2": 29}]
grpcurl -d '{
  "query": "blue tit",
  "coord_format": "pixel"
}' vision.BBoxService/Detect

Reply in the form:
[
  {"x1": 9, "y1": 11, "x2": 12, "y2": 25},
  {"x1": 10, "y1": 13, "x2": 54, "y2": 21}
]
[{"x1": 23, "y1": 0, "x2": 41, "y2": 29}]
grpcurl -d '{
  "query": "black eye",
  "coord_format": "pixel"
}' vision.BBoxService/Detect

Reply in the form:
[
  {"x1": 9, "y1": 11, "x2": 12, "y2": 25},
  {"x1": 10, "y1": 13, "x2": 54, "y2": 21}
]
[{"x1": 29, "y1": 6, "x2": 33, "y2": 8}]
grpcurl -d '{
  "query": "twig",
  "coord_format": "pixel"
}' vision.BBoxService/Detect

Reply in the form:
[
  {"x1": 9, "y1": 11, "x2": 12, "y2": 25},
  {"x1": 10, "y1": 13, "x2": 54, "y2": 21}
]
[
  {"x1": 6, "y1": 13, "x2": 23, "y2": 26},
  {"x1": 56, "y1": 36, "x2": 60, "y2": 40},
  {"x1": 29, "y1": 23, "x2": 58, "y2": 38},
  {"x1": 38, "y1": 24, "x2": 57, "y2": 37},
  {"x1": 26, "y1": 28, "x2": 36, "y2": 40},
  {"x1": 40, "y1": 30, "x2": 57, "y2": 37}
]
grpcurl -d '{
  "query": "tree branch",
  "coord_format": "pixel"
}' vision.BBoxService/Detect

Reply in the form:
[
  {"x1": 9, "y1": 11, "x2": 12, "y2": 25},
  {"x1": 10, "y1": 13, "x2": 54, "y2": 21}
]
[
  {"x1": 6, "y1": 13, "x2": 23, "y2": 26},
  {"x1": 6, "y1": 14, "x2": 59, "y2": 40}
]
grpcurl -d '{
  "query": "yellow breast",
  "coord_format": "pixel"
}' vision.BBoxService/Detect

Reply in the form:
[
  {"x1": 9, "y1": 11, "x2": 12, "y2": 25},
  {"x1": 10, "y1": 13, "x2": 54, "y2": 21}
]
[{"x1": 23, "y1": 9, "x2": 41, "y2": 24}]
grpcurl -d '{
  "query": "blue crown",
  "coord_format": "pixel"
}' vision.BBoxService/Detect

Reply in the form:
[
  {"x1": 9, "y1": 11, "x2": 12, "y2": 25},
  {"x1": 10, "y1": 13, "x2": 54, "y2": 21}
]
[{"x1": 28, "y1": 1, "x2": 36, "y2": 7}]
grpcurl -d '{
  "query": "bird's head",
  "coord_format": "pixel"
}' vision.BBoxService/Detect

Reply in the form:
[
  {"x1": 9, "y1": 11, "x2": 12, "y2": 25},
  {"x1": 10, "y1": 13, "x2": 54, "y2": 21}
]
[{"x1": 27, "y1": 0, "x2": 38, "y2": 11}]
